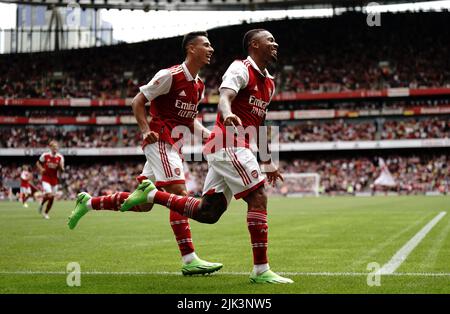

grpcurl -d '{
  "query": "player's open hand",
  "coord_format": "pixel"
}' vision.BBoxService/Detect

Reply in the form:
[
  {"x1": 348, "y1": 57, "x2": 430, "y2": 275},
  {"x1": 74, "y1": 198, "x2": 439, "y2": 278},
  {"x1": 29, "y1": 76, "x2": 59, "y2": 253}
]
[
  {"x1": 142, "y1": 131, "x2": 159, "y2": 144},
  {"x1": 267, "y1": 169, "x2": 284, "y2": 187},
  {"x1": 223, "y1": 114, "x2": 242, "y2": 127}
]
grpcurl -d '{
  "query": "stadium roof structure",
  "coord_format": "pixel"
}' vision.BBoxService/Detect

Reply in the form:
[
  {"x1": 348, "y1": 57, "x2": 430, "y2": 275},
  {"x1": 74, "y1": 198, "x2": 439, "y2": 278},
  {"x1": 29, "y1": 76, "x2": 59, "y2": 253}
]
[{"x1": 0, "y1": 0, "x2": 440, "y2": 11}]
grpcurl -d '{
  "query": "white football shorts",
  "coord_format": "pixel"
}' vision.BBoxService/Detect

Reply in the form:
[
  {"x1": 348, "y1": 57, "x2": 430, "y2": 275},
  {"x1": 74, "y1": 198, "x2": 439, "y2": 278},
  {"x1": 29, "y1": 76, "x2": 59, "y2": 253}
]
[
  {"x1": 142, "y1": 141, "x2": 185, "y2": 188},
  {"x1": 42, "y1": 181, "x2": 58, "y2": 194},
  {"x1": 20, "y1": 187, "x2": 32, "y2": 194},
  {"x1": 202, "y1": 147, "x2": 265, "y2": 204}
]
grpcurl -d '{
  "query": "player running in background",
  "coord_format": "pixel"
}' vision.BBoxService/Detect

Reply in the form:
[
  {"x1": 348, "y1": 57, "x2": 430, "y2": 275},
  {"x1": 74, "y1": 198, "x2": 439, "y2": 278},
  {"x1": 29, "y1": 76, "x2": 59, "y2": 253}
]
[
  {"x1": 36, "y1": 140, "x2": 64, "y2": 219},
  {"x1": 19, "y1": 165, "x2": 32, "y2": 208},
  {"x1": 68, "y1": 31, "x2": 222, "y2": 276},
  {"x1": 121, "y1": 29, "x2": 293, "y2": 284}
]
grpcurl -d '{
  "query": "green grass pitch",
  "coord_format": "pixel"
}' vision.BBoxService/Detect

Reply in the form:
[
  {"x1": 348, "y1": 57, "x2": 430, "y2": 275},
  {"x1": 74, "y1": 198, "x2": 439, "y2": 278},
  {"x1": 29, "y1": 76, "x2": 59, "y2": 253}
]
[{"x1": 0, "y1": 196, "x2": 449, "y2": 293}]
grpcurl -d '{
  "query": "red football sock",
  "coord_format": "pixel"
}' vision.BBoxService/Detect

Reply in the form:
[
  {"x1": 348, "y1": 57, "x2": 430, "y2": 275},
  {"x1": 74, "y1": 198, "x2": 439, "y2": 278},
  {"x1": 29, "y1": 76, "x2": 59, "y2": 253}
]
[
  {"x1": 154, "y1": 191, "x2": 200, "y2": 218},
  {"x1": 91, "y1": 192, "x2": 146, "y2": 212},
  {"x1": 91, "y1": 192, "x2": 125, "y2": 211},
  {"x1": 135, "y1": 175, "x2": 148, "y2": 183},
  {"x1": 170, "y1": 210, "x2": 195, "y2": 256},
  {"x1": 247, "y1": 209, "x2": 269, "y2": 265}
]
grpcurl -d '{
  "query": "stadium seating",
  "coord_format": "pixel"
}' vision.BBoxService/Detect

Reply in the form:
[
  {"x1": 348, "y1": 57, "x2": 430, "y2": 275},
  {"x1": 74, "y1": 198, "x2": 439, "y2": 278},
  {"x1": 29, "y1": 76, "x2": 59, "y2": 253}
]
[
  {"x1": 1, "y1": 11, "x2": 449, "y2": 199},
  {"x1": 1, "y1": 12, "x2": 449, "y2": 98}
]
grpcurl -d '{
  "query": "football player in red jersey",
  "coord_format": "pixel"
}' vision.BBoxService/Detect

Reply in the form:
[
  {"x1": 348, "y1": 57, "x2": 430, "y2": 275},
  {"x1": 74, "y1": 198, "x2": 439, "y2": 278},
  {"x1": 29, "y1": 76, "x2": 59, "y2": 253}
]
[
  {"x1": 19, "y1": 165, "x2": 33, "y2": 208},
  {"x1": 68, "y1": 31, "x2": 222, "y2": 276},
  {"x1": 36, "y1": 140, "x2": 64, "y2": 219},
  {"x1": 122, "y1": 29, "x2": 293, "y2": 284}
]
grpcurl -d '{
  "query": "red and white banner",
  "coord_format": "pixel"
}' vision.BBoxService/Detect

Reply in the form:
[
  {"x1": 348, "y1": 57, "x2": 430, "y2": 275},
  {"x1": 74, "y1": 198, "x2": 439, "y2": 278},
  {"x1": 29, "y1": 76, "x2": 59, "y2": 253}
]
[
  {"x1": 1, "y1": 104, "x2": 449, "y2": 125},
  {"x1": 1, "y1": 139, "x2": 449, "y2": 156},
  {"x1": 2, "y1": 88, "x2": 450, "y2": 107}
]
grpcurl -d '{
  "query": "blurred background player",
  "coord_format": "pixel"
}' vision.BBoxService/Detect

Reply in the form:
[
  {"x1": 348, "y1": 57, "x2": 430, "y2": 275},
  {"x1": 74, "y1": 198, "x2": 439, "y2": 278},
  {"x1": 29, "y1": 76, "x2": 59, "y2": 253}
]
[
  {"x1": 68, "y1": 31, "x2": 222, "y2": 276},
  {"x1": 19, "y1": 165, "x2": 32, "y2": 208},
  {"x1": 36, "y1": 140, "x2": 64, "y2": 219},
  {"x1": 121, "y1": 29, "x2": 293, "y2": 284}
]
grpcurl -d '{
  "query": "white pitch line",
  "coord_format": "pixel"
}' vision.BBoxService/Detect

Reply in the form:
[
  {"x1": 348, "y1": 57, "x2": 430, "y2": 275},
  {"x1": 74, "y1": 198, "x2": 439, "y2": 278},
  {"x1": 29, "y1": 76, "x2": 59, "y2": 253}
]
[
  {"x1": 377, "y1": 211, "x2": 447, "y2": 275},
  {"x1": 0, "y1": 271, "x2": 449, "y2": 277}
]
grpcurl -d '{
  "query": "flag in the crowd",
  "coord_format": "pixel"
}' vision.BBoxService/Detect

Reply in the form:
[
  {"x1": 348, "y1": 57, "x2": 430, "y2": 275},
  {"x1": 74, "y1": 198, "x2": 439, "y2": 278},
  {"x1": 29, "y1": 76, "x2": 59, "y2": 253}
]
[{"x1": 374, "y1": 158, "x2": 397, "y2": 187}]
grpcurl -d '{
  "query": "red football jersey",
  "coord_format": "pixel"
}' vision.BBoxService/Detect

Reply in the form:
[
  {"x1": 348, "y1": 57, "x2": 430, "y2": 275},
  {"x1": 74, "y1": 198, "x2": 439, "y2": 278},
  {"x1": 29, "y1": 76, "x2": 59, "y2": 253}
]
[
  {"x1": 205, "y1": 58, "x2": 275, "y2": 153},
  {"x1": 39, "y1": 152, "x2": 64, "y2": 185},
  {"x1": 140, "y1": 63, "x2": 205, "y2": 148},
  {"x1": 20, "y1": 170, "x2": 31, "y2": 188}
]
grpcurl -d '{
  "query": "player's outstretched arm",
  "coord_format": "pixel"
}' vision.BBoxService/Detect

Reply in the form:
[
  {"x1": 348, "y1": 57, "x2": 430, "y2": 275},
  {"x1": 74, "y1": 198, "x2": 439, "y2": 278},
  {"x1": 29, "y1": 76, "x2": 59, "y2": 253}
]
[
  {"x1": 59, "y1": 158, "x2": 65, "y2": 172},
  {"x1": 218, "y1": 88, "x2": 242, "y2": 127},
  {"x1": 193, "y1": 118, "x2": 211, "y2": 139}
]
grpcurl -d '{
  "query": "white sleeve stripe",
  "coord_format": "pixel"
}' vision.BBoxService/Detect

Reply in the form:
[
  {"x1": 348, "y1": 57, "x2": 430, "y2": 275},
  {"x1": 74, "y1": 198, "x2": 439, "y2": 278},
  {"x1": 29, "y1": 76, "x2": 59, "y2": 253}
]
[
  {"x1": 171, "y1": 69, "x2": 183, "y2": 75},
  {"x1": 170, "y1": 66, "x2": 182, "y2": 72}
]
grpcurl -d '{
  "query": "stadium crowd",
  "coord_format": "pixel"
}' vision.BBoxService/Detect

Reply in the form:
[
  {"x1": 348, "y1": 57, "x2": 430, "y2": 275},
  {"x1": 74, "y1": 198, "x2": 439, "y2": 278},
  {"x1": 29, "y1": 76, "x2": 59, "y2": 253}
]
[
  {"x1": 279, "y1": 120, "x2": 378, "y2": 142},
  {"x1": 279, "y1": 117, "x2": 449, "y2": 142},
  {"x1": 381, "y1": 117, "x2": 450, "y2": 140},
  {"x1": 1, "y1": 117, "x2": 448, "y2": 148},
  {"x1": 1, "y1": 154, "x2": 447, "y2": 200},
  {"x1": 0, "y1": 126, "x2": 141, "y2": 148},
  {"x1": 1, "y1": 12, "x2": 449, "y2": 201},
  {"x1": 270, "y1": 155, "x2": 448, "y2": 195},
  {"x1": 1, "y1": 12, "x2": 449, "y2": 99}
]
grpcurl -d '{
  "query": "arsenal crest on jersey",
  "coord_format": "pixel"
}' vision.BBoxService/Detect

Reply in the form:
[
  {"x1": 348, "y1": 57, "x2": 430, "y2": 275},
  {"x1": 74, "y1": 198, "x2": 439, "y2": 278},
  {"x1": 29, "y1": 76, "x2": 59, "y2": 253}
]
[
  {"x1": 175, "y1": 168, "x2": 181, "y2": 176},
  {"x1": 251, "y1": 170, "x2": 258, "y2": 179}
]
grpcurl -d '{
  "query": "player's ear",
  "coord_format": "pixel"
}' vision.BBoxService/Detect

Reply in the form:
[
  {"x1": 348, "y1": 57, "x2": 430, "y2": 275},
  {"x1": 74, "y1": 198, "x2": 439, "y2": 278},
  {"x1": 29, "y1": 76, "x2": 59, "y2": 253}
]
[
  {"x1": 187, "y1": 43, "x2": 195, "y2": 55},
  {"x1": 250, "y1": 39, "x2": 259, "y2": 50}
]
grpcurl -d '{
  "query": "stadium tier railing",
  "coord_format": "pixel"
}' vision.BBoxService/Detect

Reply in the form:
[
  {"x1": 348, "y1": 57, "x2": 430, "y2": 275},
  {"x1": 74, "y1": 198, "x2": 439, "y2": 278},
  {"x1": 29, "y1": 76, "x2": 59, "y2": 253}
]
[
  {"x1": 1, "y1": 139, "x2": 449, "y2": 156},
  {"x1": 1, "y1": 105, "x2": 449, "y2": 125},
  {"x1": 1, "y1": 87, "x2": 450, "y2": 107}
]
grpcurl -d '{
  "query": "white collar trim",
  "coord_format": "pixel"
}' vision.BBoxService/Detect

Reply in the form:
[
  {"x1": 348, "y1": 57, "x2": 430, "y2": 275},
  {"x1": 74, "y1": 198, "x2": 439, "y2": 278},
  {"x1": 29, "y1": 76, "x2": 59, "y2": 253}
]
[
  {"x1": 246, "y1": 56, "x2": 273, "y2": 79},
  {"x1": 181, "y1": 62, "x2": 198, "y2": 82}
]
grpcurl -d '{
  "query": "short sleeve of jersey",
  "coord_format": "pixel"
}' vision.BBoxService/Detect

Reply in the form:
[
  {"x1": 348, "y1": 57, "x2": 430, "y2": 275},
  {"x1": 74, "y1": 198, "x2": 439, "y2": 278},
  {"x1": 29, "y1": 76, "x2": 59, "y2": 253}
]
[
  {"x1": 39, "y1": 153, "x2": 45, "y2": 163},
  {"x1": 139, "y1": 69, "x2": 172, "y2": 101},
  {"x1": 219, "y1": 61, "x2": 249, "y2": 93}
]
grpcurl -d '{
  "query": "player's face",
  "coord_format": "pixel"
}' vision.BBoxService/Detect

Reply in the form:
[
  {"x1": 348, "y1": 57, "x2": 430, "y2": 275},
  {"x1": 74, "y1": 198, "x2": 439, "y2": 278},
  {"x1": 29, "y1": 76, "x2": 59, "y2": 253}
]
[
  {"x1": 256, "y1": 31, "x2": 278, "y2": 63},
  {"x1": 191, "y1": 36, "x2": 214, "y2": 65},
  {"x1": 50, "y1": 142, "x2": 58, "y2": 153}
]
